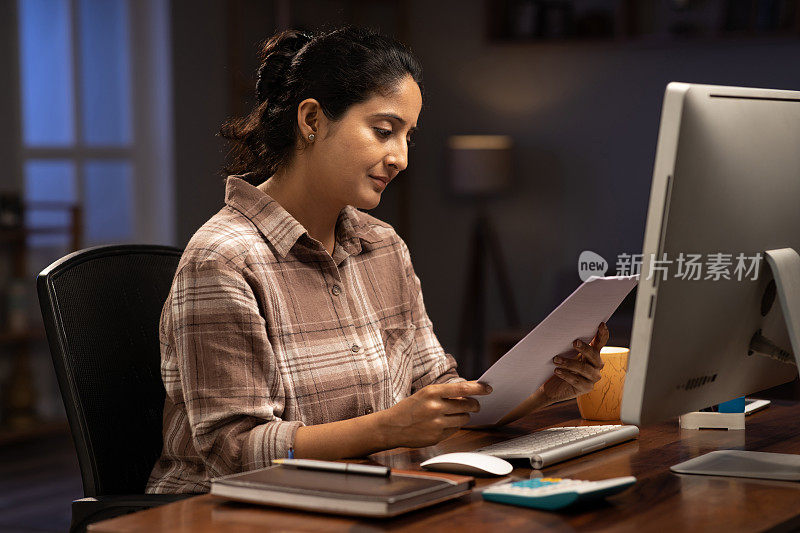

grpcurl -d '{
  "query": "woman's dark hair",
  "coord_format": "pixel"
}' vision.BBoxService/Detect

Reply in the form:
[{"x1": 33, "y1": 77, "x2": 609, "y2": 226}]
[{"x1": 219, "y1": 25, "x2": 424, "y2": 185}]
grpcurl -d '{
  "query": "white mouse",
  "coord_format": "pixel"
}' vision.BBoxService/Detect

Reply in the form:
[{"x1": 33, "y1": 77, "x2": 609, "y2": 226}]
[{"x1": 420, "y1": 452, "x2": 513, "y2": 477}]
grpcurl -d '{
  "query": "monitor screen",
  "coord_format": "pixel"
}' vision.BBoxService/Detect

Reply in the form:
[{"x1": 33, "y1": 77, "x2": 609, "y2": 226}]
[{"x1": 621, "y1": 82, "x2": 800, "y2": 426}]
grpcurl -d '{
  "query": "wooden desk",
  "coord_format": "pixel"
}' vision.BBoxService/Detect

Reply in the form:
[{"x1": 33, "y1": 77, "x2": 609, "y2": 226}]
[{"x1": 89, "y1": 400, "x2": 800, "y2": 532}]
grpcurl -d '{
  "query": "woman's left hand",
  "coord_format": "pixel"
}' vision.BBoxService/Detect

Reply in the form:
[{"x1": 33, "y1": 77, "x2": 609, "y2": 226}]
[{"x1": 539, "y1": 322, "x2": 609, "y2": 405}]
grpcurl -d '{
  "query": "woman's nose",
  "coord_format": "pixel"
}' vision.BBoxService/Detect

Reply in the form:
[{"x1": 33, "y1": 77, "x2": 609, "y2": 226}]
[{"x1": 386, "y1": 142, "x2": 408, "y2": 173}]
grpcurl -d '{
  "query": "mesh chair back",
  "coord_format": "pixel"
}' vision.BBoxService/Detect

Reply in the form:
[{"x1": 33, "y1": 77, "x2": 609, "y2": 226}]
[{"x1": 37, "y1": 244, "x2": 182, "y2": 496}]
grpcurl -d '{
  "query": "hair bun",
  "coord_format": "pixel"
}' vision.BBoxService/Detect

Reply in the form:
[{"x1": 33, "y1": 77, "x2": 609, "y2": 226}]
[{"x1": 255, "y1": 29, "x2": 313, "y2": 104}]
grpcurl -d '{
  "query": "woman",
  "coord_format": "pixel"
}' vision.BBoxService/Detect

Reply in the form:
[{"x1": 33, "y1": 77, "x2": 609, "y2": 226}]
[{"x1": 147, "y1": 26, "x2": 608, "y2": 494}]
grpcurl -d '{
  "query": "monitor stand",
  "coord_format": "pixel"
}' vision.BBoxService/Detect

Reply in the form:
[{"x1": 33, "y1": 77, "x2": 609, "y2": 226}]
[{"x1": 670, "y1": 248, "x2": 800, "y2": 481}]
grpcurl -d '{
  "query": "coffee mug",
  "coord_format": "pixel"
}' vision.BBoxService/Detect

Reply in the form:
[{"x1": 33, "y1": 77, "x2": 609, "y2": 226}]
[{"x1": 576, "y1": 346, "x2": 630, "y2": 421}]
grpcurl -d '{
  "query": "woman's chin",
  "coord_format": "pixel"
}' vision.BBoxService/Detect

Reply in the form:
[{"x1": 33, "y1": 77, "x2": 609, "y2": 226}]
[{"x1": 353, "y1": 191, "x2": 382, "y2": 210}]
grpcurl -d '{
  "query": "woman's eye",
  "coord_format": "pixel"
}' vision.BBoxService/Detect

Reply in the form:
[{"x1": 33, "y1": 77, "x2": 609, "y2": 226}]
[{"x1": 374, "y1": 127, "x2": 415, "y2": 147}]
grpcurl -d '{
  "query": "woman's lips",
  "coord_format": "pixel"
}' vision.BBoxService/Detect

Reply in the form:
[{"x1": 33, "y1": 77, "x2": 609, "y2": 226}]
[{"x1": 369, "y1": 175, "x2": 389, "y2": 188}]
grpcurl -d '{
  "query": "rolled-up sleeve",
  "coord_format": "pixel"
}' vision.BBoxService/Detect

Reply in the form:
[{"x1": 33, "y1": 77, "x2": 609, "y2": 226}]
[
  {"x1": 169, "y1": 260, "x2": 304, "y2": 477},
  {"x1": 397, "y1": 240, "x2": 465, "y2": 391}
]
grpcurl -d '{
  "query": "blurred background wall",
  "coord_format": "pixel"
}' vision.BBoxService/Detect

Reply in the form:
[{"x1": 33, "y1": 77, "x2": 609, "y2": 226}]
[
  {"x1": 169, "y1": 0, "x2": 800, "y2": 374},
  {"x1": 1, "y1": 1, "x2": 799, "y2": 530},
  {"x1": 3, "y1": 0, "x2": 800, "y2": 432}
]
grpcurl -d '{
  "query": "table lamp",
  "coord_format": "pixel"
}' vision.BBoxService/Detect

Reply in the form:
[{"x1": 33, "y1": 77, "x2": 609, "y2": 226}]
[
  {"x1": 448, "y1": 135, "x2": 513, "y2": 195},
  {"x1": 448, "y1": 135, "x2": 521, "y2": 379}
]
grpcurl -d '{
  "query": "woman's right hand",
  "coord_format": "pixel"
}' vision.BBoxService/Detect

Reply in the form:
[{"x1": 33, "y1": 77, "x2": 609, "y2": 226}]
[{"x1": 378, "y1": 381, "x2": 492, "y2": 448}]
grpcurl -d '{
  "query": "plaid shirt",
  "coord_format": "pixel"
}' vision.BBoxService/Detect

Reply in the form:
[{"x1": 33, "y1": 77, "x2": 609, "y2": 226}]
[{"x1": 146, "y1": 176, "x2": 462, "y2": 493}]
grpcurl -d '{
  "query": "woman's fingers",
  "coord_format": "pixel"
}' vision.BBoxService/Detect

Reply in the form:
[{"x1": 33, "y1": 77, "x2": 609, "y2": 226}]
[
  {"x1": 431, "y1": 380, "x2": 492, "y2": 399},
  {"x1": 554, "y1": 367, "x2": 595, "y2": 393},
  {"x1": 591, "y1": 322, "x2": 610, "y2": 350},
  {"x1": 439, "y1": 427, "x2": 461, "y2": 440},
  {"x1": 442, "y1": 413, "x2": 472, "y2": 427},
  {"x1": 440, "y1": 397, "x2": 481, "y2": 415},
  {"x1": 574, "y1": 338, "x2": 603, "y2": 369},
  {"x1": 555, "y1": 323, "x2": 609, "y2": 392},
  {"x1": 553, "y1": 355, "x2": 601, "y2": 382},
  {"x1": 571, "y1": 323, "x2": 608, "y2": 369}
]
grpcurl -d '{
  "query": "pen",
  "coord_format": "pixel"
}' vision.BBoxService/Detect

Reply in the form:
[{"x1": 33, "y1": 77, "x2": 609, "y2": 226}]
[{"x1": 273, "y1": 458, "x2": 391, "y2": 477}]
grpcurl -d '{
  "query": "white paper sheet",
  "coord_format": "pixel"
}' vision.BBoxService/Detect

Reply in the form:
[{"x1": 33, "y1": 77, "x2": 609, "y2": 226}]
[{"x1": 468, "y1": 275, "x2": 639, "y2": 426}]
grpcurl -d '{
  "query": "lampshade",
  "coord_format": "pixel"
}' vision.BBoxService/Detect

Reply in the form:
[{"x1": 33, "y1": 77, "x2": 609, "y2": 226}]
[{"x1": 447, "y1": 135, "x2": 513, "y2": 195}]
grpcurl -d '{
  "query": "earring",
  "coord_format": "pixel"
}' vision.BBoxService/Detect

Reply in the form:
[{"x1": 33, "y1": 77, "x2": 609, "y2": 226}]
[{"x1": 308, "y1": 133, "x2": 315, "y2": 141}]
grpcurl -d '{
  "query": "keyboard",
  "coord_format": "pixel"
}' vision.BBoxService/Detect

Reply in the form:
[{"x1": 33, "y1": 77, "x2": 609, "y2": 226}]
[{"x1": 475, "y1": 425, "x2": 639, "y2": 469}]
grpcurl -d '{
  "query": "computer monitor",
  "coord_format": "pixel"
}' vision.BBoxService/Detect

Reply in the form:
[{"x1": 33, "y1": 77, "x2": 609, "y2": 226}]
[{"x1": 620, "y1": 83, "x2": 800, "y2": 436}]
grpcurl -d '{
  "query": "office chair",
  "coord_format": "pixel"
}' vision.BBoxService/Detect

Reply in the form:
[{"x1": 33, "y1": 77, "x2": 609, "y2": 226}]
[{"x1": 37, "y1": 244, "x2": 197, "y2": 532}]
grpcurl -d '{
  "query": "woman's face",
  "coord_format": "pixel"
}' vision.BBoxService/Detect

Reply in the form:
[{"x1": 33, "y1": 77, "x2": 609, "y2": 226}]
[{"x1": 309, "y1": 74, "x2": 422, "y2": 210}]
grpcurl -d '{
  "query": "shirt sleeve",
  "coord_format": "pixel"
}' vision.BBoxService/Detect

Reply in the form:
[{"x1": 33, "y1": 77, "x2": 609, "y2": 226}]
[
  {"x1": 397, "y1": 239, "x2": 466, "y2": 391},
  {"x1": 168, "y1": 260, "x2": 304, "y2": 477}
]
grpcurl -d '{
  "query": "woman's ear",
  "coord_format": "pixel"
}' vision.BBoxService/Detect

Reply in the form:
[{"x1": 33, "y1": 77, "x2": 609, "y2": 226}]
[{"x1": 296, "y1": 98, "x2": 322, "y2": 141}]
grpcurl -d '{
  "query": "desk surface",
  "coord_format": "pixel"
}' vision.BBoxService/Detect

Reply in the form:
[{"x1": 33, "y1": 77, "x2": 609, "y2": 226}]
[{"x1": 89, "y1": 400, "x2": 800, "y2": 532}]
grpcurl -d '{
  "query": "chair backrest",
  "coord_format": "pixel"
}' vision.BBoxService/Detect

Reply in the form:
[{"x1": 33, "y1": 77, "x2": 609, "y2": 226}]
[{"x1": 37, "y1": 244, "x2": 182, "y2": 496}]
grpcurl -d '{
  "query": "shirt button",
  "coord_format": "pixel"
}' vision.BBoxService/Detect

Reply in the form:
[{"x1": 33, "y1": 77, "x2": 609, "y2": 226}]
[
  {"x1": 351, "y1": 344, "x2": 361, "y2": 353},
  {"x1": 331, "y1": 285, "x2": 341, "y2": 296},
  {"x1": 364, "y1": 406, "x2": 373, "y2": 414}
]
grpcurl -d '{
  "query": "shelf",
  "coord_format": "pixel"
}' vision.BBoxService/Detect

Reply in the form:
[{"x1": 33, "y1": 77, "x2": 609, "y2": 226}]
[
  {"x1": 0, "y1": 200, "x2": 81, "y2": 455},
  {"x1": 487, "y1": 0, "x2": 800, "y2": 45}
]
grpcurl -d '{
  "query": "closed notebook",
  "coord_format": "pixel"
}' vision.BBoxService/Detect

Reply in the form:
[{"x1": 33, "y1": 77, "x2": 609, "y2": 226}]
[{"x1": 210, "y1": 464, "x2": 474, "y2": 517}]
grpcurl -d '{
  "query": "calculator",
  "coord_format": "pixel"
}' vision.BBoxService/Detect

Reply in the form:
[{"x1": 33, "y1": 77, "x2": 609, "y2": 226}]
[{"x1": 481, "y1": 476, "x2": 636, "y2": 510}]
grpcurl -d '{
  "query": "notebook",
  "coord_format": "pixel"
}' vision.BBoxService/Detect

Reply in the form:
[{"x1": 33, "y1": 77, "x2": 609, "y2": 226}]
[{"x1": 210, "y1": 464, "x2": 474, "y2": 517}]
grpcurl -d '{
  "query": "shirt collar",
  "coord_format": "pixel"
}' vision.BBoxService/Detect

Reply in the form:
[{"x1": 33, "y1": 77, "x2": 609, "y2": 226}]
[{"x1": 224, "y1": 175, "x2": 382, "y2": 258}]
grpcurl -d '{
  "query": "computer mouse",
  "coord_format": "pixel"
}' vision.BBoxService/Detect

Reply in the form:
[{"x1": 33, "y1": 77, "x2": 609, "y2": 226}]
[{"x1": 420, "y1": 452, "x2": 513, "y2": 477}]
